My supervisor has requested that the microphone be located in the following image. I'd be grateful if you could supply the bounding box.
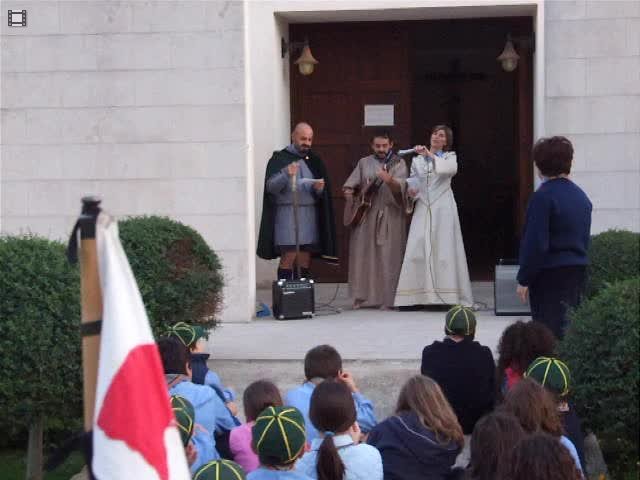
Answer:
[397,148,417,156]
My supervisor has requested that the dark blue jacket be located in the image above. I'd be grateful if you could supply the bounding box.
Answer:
[367,411,461,480]
[517,178,592,286]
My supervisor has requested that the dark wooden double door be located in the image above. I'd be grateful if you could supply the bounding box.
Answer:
[291,18,533,282]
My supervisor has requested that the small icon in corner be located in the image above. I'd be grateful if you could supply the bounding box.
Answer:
[8,10,27,27]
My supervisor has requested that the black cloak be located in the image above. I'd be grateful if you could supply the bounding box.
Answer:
[256,148,337,261]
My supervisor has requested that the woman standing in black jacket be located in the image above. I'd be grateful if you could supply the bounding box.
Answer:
[367,376,464,480]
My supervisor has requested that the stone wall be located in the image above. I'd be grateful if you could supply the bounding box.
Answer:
[0,1,254,322]
[545,0,640,233]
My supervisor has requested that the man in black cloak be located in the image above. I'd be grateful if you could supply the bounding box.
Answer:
[257,122,337,280]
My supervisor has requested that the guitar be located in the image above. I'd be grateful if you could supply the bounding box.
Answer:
[344,155,400,228]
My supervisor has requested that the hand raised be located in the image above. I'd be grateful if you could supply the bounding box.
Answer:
[287,162,299,176]
[408,188,418,198]
[414,145,427,155]
[313,178,325,191]
[338,370,358,393]
[376,169,392,183]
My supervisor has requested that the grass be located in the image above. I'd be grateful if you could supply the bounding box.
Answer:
[0,450,84,480]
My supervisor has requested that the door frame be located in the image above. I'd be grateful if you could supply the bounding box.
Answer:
[248,0,546,288]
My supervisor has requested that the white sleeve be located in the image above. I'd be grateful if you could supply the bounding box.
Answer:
[434,151,458,176]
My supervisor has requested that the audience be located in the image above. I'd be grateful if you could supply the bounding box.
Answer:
[503,433,582,480]
[248,406,311,480]
[495,320,556,398]
[285,345,377,441]
[367,375,464,480]
[465,411,526,480]
[296,380,383,480]
[158,337,237,473]
[502,378,583,475]
[193,459,247,480]
[167,322,239,415]
[230,380,284,473]
[525,356,586,472]
[421,305,495,439]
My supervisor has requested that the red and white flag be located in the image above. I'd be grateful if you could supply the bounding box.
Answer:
[92,214,190,480]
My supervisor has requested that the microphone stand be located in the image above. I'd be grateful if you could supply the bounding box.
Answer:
[291,167,301,280]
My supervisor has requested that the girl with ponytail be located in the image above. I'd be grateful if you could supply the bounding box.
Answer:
[295,380,382,480]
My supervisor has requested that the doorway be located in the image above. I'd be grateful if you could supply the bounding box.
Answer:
[290,17,533,282]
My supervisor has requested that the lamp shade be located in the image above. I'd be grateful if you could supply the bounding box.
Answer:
[294,44,319,76]
[497,38,520,72]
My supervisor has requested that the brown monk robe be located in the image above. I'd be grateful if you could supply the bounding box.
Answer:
[343,133,408,309]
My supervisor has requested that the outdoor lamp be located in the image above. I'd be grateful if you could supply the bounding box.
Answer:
[282,37,319,76]
[497,36,520,72]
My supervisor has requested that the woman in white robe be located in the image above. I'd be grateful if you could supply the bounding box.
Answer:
[394,125,473,307]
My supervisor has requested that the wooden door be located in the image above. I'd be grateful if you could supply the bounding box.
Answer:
[290,23,411,282]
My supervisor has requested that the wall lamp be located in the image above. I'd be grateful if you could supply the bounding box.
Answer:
[497,34,534,72]
[281,37,318,76]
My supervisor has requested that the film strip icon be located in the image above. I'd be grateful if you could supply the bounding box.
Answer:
[8,10,27,27]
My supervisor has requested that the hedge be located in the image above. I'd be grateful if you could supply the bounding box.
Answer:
[587,230,639,298]
[118,216,225,336]
[560,277,639,477]
[0,235,82,447]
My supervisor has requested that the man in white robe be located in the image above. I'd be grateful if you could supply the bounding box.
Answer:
[394,137,473,307]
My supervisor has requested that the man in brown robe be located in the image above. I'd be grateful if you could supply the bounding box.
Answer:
[343,131,408,309]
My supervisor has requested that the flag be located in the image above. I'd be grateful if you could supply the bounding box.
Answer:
[92,214,191,480]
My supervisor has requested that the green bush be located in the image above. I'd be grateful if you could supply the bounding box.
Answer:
[587,230,639,298]
[118,216,224,336]
[560,277,639,477]
[0,236,82,447]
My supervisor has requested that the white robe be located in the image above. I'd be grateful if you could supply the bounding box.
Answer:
[394,152,473,307]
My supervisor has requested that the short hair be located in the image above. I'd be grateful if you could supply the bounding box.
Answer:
[533,136,574,177]
[157,336,189,375]
[370,129,392,143]
[468,411,526,480]
[502,378,563,436]
[504,432,582,480]
[243,380,283,422]
[304,345,342,380]
[432,124,454,151]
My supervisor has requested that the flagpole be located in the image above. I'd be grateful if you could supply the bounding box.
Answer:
[77,196,103,431]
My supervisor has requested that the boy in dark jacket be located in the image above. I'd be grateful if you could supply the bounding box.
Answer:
[420,306,495,435]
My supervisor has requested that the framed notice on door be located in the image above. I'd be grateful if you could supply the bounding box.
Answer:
[364,104,394,126]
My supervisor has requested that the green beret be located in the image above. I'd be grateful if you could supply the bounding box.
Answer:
[167,322,205,348]
[444,305,476,337]
[170,395,194,446]
[525,356,571,397]
[193,460,246,480]
[252,406,306,466]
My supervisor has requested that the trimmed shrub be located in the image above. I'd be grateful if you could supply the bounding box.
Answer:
[0,235,82,447]
[587,230,639,298]
[118,216,224,336]
[560,277,639,477]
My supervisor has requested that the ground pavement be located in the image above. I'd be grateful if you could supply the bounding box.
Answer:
[208,282,524,420]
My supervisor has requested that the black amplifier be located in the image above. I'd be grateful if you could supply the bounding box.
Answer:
[272,278,315,320]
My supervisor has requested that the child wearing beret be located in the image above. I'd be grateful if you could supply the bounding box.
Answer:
[248,406,312,479]
[194,459,247,480]
[525,356,586,472]
[167,322,239,415]
[170,394,198,467]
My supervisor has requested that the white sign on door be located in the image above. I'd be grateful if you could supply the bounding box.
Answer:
[364,104,394,126]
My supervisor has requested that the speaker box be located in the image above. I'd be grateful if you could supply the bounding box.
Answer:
[494,259,531,316]
[272,278,315,320]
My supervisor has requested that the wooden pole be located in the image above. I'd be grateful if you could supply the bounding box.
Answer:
[77,197,102,431]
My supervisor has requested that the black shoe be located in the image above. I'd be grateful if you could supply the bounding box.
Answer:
[277,268,293,280]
